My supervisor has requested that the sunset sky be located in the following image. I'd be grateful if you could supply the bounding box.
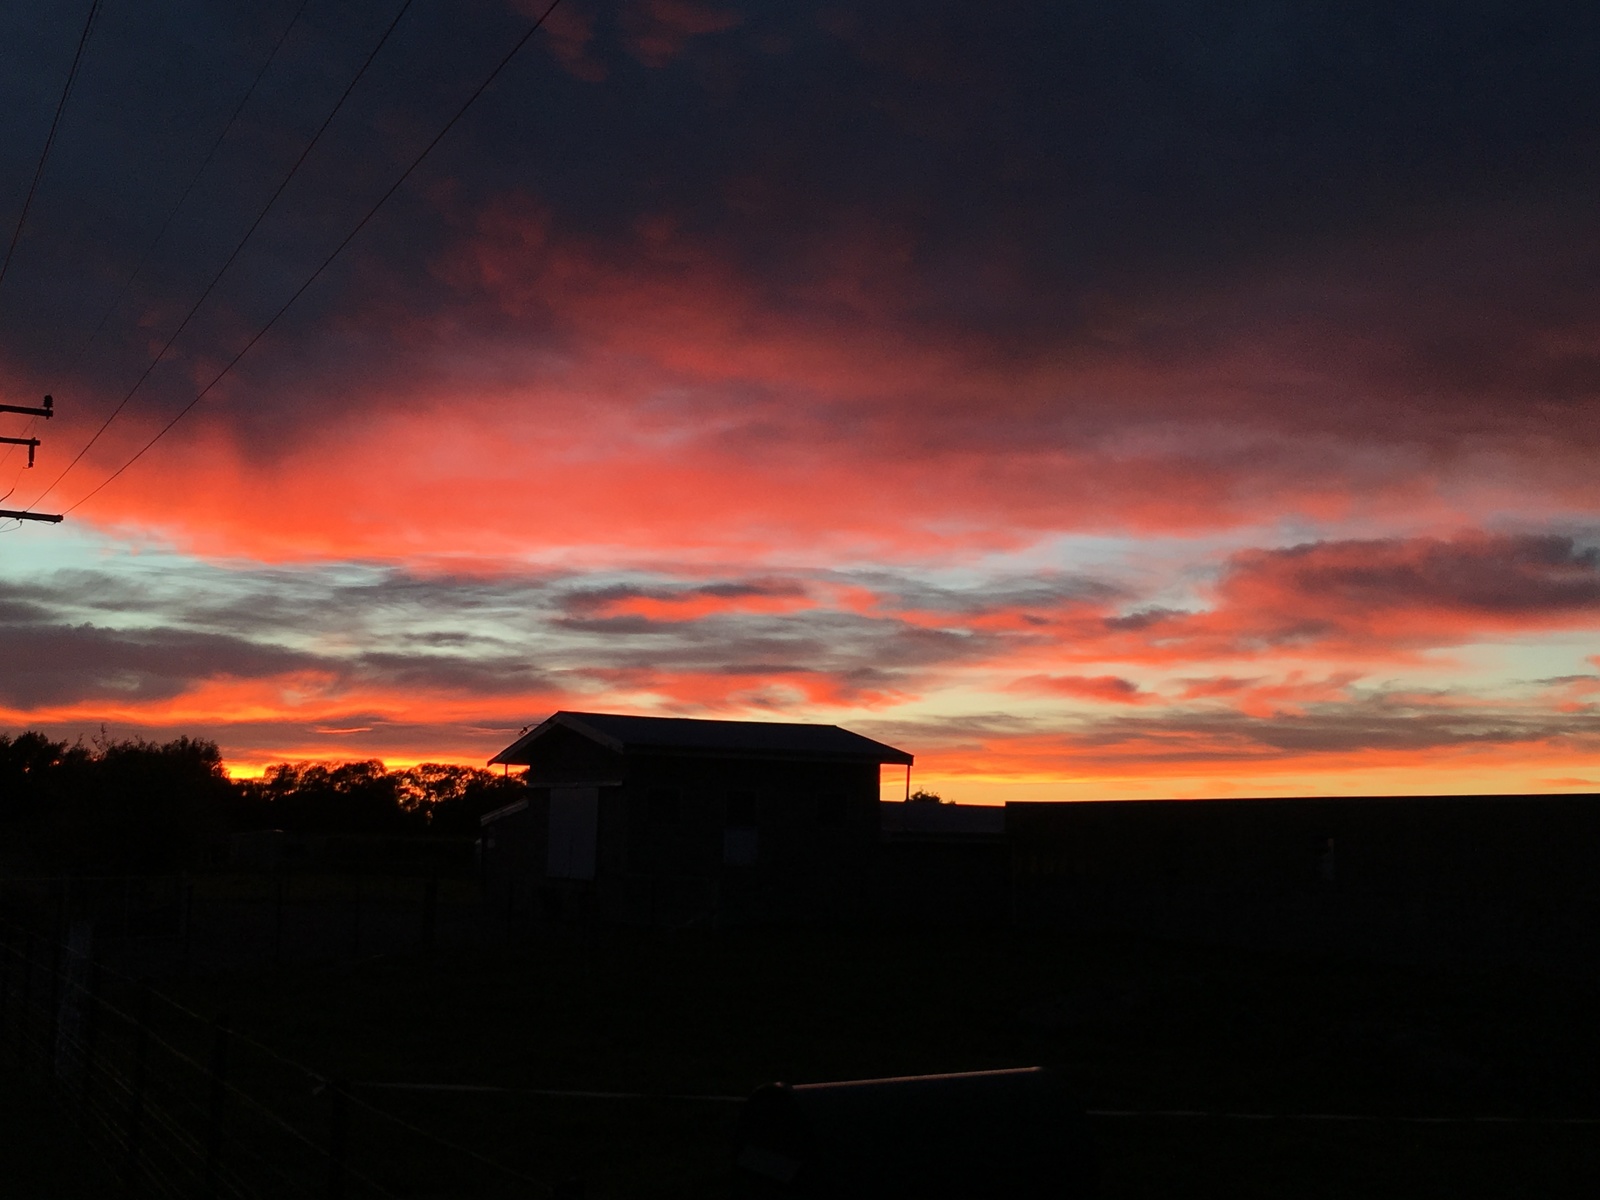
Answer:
[2,1,1598,801]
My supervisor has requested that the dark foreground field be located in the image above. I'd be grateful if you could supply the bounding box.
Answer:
[124,923,1600,1199]
[0,1068,120,1197]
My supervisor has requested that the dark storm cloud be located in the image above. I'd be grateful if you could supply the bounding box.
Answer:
[1034,534,1600,664]
[0,617,317,707]
[6,1,1599,430]
[0,567,557,707]
[1067,695,1600,761]
[1219,534,1600,620]
[352,650,552,695]
[557,576,808,616]
[0,561,1003,713]
[1,564,564,647]
[555,608,988,673]
[846,571,1126,617]
[487,1,1600,295]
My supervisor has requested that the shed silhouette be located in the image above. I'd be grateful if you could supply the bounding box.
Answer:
[482,712,913,925]
[1008,793,1600,976]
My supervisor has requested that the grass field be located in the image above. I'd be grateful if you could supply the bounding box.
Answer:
[148,924,1600,1198]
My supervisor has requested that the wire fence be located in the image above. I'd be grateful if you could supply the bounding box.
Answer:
[0,871,537,980]
[0,907,563,1199]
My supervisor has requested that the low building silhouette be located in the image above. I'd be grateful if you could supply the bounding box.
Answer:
[481,712,913,926]
[876,800,1008,925]
[1008,794,1600,977]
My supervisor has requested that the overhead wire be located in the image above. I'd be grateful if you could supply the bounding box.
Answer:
[25,0,421,513]
[0,0,103,516]
[0,0,104,302]
[10,0,307,525]
[62,0,313,380]
[44,0,567,518]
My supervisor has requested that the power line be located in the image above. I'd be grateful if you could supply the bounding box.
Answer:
[0,0,104,303]
[15,0,306,515]
[0,0,102,514]
[63,0,313,380]
[27,0,419,512]
[52,0,567,518]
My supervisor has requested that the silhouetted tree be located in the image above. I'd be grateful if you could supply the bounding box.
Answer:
[0,731,233,872]
[396,763,525,835]
[2,729,522,871]
[258,760,422,835]
[0,731,76,826]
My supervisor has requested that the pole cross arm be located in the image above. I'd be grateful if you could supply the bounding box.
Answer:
[0,394,52,418]
[0,436,40,466]
[0,509,63,524]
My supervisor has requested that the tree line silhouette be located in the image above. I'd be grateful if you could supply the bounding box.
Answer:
[0,730,522,873]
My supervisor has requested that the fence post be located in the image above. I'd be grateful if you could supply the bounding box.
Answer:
[57,875,71,942]
[0,926,11,1046]
[123,983,152,1197]
[203,1011,231,1199]
[17,931,33,1067]
[326,1079,350,1200]
[273,875,286,969]
[81,959,102,1123]
[349,877,363,961]
[422,876,439,951]
[45,927,61,1075]
[181,875,195,975]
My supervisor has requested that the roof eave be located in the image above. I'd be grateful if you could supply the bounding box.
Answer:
[489,711,913,767]
[621,744,913,766]
[488,711,629,766]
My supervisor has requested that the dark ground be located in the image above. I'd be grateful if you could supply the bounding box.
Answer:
[131,922,1600,1199]
[0,1065,121,1197]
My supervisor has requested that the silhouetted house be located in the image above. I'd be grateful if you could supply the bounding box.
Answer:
[481,712,913,926]
[876,802,1009,925]
[1008,794,1600,977]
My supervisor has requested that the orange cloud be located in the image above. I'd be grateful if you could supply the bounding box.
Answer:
[33,196,1600,567]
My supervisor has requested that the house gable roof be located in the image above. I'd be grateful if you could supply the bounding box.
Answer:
[489,711,914,767]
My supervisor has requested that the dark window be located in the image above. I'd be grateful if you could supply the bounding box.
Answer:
[815,794,845,827]
[726,791,758,825]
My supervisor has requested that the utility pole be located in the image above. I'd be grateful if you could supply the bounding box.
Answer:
[0,393,63,523]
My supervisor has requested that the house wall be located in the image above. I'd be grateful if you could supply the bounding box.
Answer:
[1008,795,1600,977]
[612,755,880,926]
[481,745,881,925]
[874,802,1010,926]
